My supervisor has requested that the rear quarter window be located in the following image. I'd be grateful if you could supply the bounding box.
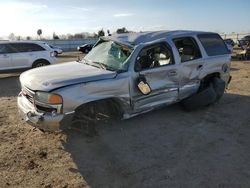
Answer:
[198,34,229,56]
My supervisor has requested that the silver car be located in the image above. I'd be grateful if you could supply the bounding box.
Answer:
[0,41,57,72]
[17,30,231,132]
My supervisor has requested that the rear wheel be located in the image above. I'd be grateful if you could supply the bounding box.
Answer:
[32,60,50,68]
[181,76,226,110]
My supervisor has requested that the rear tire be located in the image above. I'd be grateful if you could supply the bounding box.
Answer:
[181,85,217,111]
[32,60,50,68]
[181,77,225,111]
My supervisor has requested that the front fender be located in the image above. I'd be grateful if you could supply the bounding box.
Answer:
[54,74,131,114]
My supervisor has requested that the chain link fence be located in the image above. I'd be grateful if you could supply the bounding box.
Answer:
[220,33,250,42]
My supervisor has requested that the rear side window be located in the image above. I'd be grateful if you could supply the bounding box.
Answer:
[173,37,202,63]
[198,34,229,56]
[9,43,45,53]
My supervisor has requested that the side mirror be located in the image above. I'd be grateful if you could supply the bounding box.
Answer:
[137,75,151,95]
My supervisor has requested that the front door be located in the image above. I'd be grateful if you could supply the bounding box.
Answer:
[131,42,179,111]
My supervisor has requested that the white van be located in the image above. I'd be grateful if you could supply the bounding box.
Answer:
[0,41,57,72]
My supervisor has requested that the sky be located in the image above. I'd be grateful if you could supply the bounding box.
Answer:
[0,0,249,38]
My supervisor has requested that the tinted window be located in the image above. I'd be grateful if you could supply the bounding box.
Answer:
[173,37,202,63]
[9,43,45,53]
[0,44,13,54]
[198,34,229,56]
[135,43,174,71]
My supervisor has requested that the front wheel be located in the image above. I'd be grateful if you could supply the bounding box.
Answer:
[71,101,121,136]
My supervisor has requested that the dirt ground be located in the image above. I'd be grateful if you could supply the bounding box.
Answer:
[0,52,250,188]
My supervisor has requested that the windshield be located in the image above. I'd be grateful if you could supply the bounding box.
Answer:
[83,41,133,72]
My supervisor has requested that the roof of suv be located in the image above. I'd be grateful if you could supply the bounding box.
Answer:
[106,30,216,46]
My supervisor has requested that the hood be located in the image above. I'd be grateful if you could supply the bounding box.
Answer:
[20,62,117,91]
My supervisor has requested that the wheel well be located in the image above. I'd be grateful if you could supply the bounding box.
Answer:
[32,59,50,67]
[75,98,124,119]
[200,72,220,90]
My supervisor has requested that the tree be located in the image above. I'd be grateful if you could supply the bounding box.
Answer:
[37,29,42,39]
[53,32,60,40]
[26,36,31,40]
[98,29,105,37]
[116,27,129,34]
[8,33,15,40]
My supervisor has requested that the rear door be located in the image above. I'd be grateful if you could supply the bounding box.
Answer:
[172,37,204,99]
[131,42,179,111]
[10,43,46,69]
[0,44,12,71]
[9,43,31,69]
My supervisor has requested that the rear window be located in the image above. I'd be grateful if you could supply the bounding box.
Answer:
[198,34,229,56]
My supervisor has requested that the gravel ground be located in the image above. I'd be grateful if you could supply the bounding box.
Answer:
[0,53,250,188]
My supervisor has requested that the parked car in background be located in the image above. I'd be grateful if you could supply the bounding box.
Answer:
[18,30,231,134]
[49,45,63,56]
[77,43,94,53]
[238,35,250,49]
[0,41,57,72]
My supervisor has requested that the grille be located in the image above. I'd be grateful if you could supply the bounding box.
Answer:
[36,105,56,113]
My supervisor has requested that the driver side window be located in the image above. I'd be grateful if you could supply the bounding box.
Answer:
[135,43,174,72]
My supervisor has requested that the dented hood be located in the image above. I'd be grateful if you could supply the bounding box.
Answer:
[20,62,116,91]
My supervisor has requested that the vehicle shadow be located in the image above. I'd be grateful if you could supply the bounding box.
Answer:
[62,93,250,188]
[0,75,21,97]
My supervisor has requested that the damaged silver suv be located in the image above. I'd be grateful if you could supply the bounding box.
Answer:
[18,30,231,132]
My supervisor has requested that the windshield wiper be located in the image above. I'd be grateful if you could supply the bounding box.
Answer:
[92,62,118,72]
[93,62,106,70]
[81,60,116,72]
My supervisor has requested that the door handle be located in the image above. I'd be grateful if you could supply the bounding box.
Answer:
[168,70,177,77]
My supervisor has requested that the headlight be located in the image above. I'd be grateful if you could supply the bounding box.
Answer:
[35,92,63,104]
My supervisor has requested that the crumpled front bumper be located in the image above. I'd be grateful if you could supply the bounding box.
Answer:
[17,92,74,131]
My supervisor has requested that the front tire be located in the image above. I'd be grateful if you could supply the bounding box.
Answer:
[71,100,121,136]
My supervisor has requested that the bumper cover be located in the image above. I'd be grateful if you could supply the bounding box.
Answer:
[17,93,74,131]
